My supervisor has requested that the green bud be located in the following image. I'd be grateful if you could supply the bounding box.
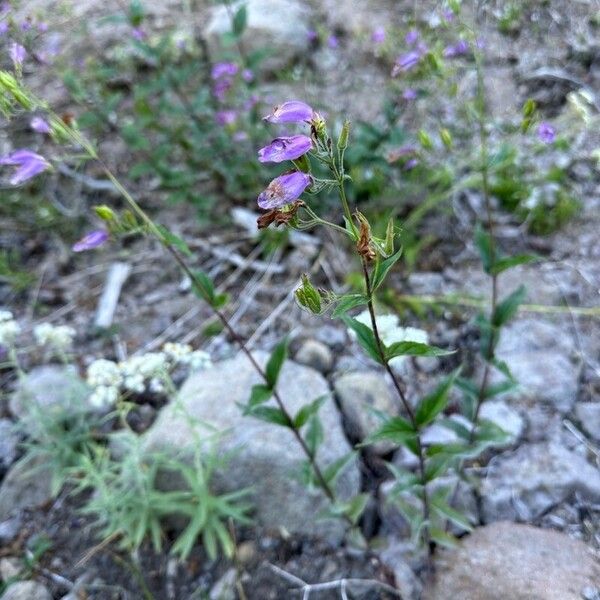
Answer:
[94,205,116,221]
[440,128,453,149]
[418,129,433,151]
[337,120,350,151]
[295,274,322,314]
[384,217,396,256]
[522,98,536,117]
[0,71,33,110]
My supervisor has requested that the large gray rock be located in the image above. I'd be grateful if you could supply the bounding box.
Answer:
[575,402,600,441]
[0,581,51,600]
[0,455,54,522]
[144,352,359,541]
[493,319,579,413]
[334,371,396,453]
[10,365,92,432]
[204,0,312,70]
[425,522,600,600]
[480,441,600,522]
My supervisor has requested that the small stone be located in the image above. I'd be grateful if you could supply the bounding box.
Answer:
[480,441,600,522]
[0,455,53,522]
[334,372,396,453]
[425,522,600,600]
[209,568,237,600]
[575,402,600,441]
[0,580,52,600]
[0,557,23,582]
[236,541,256,565]
[294,340,333,374]
[479,400,525,443]
[0,420,19,473]
[0,517,21,544]
[379,540,423,600]
[314,325,347,351]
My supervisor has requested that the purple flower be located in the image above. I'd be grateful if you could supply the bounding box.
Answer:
[131,27,146,41]
[371,26,385,44]
[72,230,109,252]
[258,135,312,163]
[30,117,51,134]
[404,158,419,170]
[20,20,32,31]
[242,68,254,82]
[402,88,417,101]
[0,149,50,185]
[405,29,419,45]
[38,22,48,32]
[211,62,238,80]
[443,39,469,58]
[306,29,318,42]
[9,42,26,67]
[443,8,456,22]
[233,131,249,142]
[263,100,314,124]
[392,51,421,76]
[0,21,8,35]
[538,122,556,144]
[215,110,237,126]
[257,171,311,209]
[213,78,232,102]
[327,34,338,49]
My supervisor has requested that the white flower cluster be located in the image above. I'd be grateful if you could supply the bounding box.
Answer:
[0,310,20,347]
[350,310,429,368]
[86,342,212,409]
[33,322,76,352]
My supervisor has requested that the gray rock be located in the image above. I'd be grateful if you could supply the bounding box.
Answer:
[314,325,347,351]
[493,319,579,413]
[0,420,18,472]
[144,352,359,542]
[0,580,52,600]
[294,340,333,374]
[575,402,600,441]
[379,541,422,600]
[479,400,525,444]
[333,372,396,453]
[9,366,92,433]
[0,455,53,522]
[480,441,600,522]
[424,522,600,600]
[205,0,312,70]
[0,517,21,544]
[209,567,237,600]
[0,557,22,582]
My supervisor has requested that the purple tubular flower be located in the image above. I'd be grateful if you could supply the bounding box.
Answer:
[263,100,314,124]
[402,88,417,101]
[30,116,51,134]
[258,135,312,163]
[242,68,254,82]
[0,149,50,185]
[392,50,421,76]
[327,34,338,49]
[372,26,385,44]
[72,230,109,253]
[538,122,556,144]
[9,42,26,67]
[405,29,419,45]
[306,29,318,42]
[0,21,8,35]
[257,171,311,209]
[443,8,456,22]
[131,27,146,41]
[211,62,238,80]
[443,39,469,58]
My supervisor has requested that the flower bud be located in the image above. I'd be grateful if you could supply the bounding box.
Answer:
[337,120,350,151]
[94,205,116,221]
[0,70,33,109]
[295,274,322,314]
[522,98,536,118]
[440,128,453,149]
[418,129,433,150]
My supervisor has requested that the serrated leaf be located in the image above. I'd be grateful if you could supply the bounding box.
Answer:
[386,341,454,361]
[265,338,288,388]
[342,316,383,363]
[414,368,461,427]
[490,253,538,275]
[371,246,403,291]
[294,395,327,429]
[492,285,526,327]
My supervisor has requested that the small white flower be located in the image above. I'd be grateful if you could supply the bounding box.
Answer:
[0,310,14,322]
[34,322,76,351]
[188,350,212,372]
[0,311,20,347]
[163,342,193,364]
[89,385,119,409]
[87,359,122,388]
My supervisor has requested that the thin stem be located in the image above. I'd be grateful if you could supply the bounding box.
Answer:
[361,259,434,563]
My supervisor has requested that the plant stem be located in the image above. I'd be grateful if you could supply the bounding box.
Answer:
[360,258,434,563]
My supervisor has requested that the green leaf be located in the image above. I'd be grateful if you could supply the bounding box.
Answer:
[247,406,291,427]
[323,452,356,485]
[430,527,458,549]
[265,338,288,388]
[331,294,367,318]
[305,414,323,457]
[492,285,526,327]
[341,316,382,363]
[371,246,403,291]
[247,384,272,409]
[293,396,327,429]
[367,416,417,452]
[424,453,453,481]
[191,270,215,304]
[232,4,247,36]
[490,254,538,275]
[345,493,370,525]
[157,225,192,257]
[431,497,473,532]
[385,341,454,361]
[414,368,461,427]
